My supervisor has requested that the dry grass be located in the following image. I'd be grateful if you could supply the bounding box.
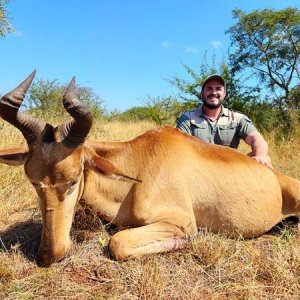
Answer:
[1,118,300,299]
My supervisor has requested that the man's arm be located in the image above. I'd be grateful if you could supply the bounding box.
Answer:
[244,131,272,168]
[176,113,192,135]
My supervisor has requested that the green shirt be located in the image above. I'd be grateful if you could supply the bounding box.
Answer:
[176,106,257,148]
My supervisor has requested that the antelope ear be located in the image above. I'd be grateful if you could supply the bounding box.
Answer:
[0,148,29,166]
[84,149,141,183]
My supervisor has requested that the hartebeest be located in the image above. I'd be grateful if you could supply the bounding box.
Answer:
[1,71,300,266]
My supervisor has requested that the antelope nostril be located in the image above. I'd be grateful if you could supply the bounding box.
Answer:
[37,241,73,267]
[37,253,53,268]
[37,259,51,268]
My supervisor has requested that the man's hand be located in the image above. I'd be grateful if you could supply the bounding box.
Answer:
[251,154,273,169]
[245,131,273,168]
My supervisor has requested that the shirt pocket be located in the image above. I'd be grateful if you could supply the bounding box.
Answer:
[218,123,238,146]
[190,122,210,142]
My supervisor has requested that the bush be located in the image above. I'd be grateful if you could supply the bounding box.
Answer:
[113,96,186,125]
[24,78,105,119]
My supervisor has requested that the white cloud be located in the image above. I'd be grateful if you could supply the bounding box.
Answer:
[13,30,23,37]
[161,40,173,48]
[185,46,198,53]
[160,41,173,48]
[210,40,222,49]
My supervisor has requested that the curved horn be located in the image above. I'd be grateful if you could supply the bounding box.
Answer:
[0,70,46,145]
[59,77,93,148]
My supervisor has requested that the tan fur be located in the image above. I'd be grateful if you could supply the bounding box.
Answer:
[1,126,300,266]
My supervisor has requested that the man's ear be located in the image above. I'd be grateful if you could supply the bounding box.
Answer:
[0,148,29,166]
[84,148,141,183]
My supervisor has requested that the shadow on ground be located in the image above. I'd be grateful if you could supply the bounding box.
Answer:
[267,215,299,235]
[0,220,41,262]
[0,204,117,263]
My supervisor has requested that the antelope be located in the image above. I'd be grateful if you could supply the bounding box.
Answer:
[1,71,300,266]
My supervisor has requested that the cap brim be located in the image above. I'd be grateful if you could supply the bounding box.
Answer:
[201,74,226,91]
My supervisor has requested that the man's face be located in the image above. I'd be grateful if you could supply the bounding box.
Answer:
[202,79,226,109]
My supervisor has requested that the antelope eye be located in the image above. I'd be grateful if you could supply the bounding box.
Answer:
[71,181,77,187]
[67,180,78,195]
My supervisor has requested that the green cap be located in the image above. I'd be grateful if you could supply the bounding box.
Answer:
[201,74,226,91]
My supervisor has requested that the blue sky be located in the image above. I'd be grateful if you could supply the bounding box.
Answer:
[1,0,299,111]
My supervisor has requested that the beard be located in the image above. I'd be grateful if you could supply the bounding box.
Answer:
[203,98,224,110]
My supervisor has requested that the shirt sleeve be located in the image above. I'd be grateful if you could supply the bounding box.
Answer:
[176,112,192,135]
[237,115,258,139]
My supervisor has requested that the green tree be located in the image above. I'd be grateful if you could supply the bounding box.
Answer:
[226,8,300,111]
[143,96,184,125]
[25,78,104,119]
[115,96,182,125]
[26,78,63,112]
[0,0,14,37]
[169,54,226,106]
[114,106,156,122]
[169,56,256,113]
[289,85,300,109]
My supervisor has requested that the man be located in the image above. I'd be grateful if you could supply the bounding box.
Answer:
[176,74,271,167]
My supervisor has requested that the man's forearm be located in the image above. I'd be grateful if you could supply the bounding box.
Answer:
[245,131,272,167]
